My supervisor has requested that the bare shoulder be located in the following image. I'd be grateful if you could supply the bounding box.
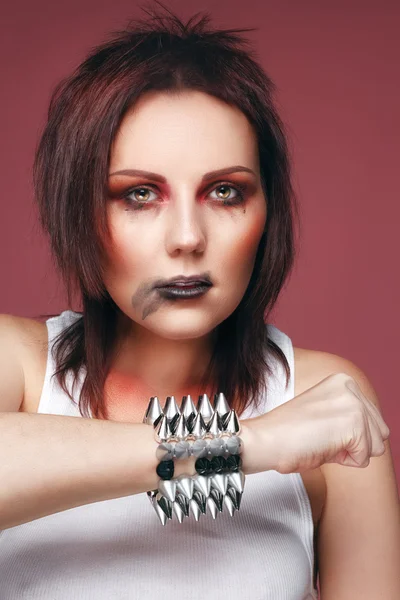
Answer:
[293,346,377,401]
[292,346,358,397]
[0,313,48,353]
[0,314,48,412]
[293,346,400,598]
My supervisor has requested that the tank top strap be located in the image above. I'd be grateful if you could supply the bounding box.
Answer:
[239,323,295,420]
[37,310,84,417]
[267,323,294,398]
[265,323,295,410]
[46,310,82,341]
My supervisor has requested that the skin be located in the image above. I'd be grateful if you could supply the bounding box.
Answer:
[100,90,267,417]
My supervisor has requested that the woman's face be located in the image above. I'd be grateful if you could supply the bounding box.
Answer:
[103,90,267,340]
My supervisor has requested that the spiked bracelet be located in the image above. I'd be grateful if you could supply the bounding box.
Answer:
[142,392,246,525]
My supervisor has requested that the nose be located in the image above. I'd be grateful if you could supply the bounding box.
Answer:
[164,194,207,256]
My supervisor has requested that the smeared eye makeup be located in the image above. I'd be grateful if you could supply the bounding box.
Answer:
[107,179,253,211]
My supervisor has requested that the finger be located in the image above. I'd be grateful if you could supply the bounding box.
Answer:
[345,377,390,439]
[362,398,390,440]
[342,411,372,468]
[366,412,387,457]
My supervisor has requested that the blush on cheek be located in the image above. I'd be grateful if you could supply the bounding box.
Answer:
[233,218,265,259]
[103,216,141,271]
[110,242,137,272]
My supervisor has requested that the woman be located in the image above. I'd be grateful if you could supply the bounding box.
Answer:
[0,5,398,600]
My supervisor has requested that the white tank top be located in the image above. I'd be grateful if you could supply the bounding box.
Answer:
[0,310,318,599]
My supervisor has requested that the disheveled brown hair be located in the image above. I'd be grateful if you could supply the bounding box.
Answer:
[33,2,300,420]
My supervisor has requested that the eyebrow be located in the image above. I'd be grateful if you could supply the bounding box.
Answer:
[108,165,257,183]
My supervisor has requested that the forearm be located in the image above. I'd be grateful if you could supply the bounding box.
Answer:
[0,412,182,530]
[0,411,277,531]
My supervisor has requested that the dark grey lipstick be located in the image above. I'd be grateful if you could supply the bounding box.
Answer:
[154,272,212,289]
[156,283,212,299]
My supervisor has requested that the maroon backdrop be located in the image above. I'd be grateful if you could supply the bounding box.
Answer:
[1,1,399,483]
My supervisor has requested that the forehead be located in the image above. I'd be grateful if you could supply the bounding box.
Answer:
[109,90,259,173]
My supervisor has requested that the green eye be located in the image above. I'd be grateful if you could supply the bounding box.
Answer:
[122,181,247,210]
[210,184,244,205]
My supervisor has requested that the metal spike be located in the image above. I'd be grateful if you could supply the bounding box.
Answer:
[191,412,207,438]
[175,492,190,517]
[193,474,212,497]
[213,392,231,422]
[153,502,169,525]
[227,470,246,494]
[221,409,232,431]
[191,437,209,458]
[154,414,178,443]
[210,488,224,512]
[173,413,190,440]
[180,395,198,419]
[225,435,242,455]
[224,409,241,435]
[172,499,185,523]
[197,393,214,424]
[209,436,226,457]
[165,420,179,443]
[192,490,207,514]
[152,492,172,523]
[227,487,243,510]
[147,490,158,504]
[169,416,180,436]
[155,441,175,461]
[174,439,191,459]
[223,492,236,517]
[189,497,202,521]
[143,396,163,425]
[210,472,228,495]
[154,414,168,443]
[176,475,194,500]
[206,410,225,436]
[164,395,181,424]
[158,478,177,503]
[206,495,219,519]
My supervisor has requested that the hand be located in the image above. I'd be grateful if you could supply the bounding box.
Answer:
[241,372,390,475]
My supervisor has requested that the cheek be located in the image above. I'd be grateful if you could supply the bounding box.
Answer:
[228,217,265,271]
[104,222,144,276]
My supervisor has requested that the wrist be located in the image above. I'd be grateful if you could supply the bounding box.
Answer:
[240,417,279,475]
[173,455,196,478]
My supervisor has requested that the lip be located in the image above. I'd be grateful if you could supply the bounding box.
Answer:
[155,273,213,288]
[156,284,211,300]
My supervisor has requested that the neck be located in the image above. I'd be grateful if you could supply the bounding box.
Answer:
[110,311,218,398]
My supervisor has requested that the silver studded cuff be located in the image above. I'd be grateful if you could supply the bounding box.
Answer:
[142,392,246,525]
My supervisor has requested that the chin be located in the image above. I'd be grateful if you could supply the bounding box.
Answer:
[150,312,221,340]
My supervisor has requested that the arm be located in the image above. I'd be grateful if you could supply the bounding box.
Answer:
[0,411,261,531]
[0,314,271,531]
[0,314,188,529]
[309,354,400,599]
[0,412,188,529]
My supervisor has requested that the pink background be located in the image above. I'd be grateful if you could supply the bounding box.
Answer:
[1,2,399,482]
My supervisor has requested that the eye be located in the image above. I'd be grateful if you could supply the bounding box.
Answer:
[120,181,247,210]
[126,187,158,204]
[209,183,245,205]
